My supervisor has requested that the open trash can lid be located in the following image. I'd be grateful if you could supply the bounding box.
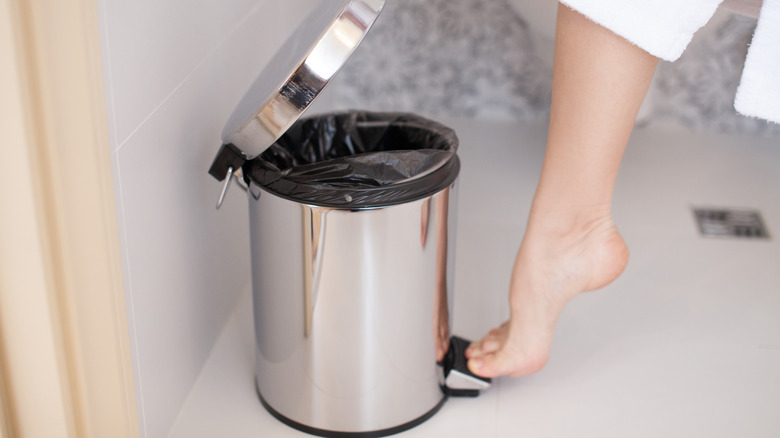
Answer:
[221,0,386,159]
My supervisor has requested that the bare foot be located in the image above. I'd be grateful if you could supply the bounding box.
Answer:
[463,0,659,380]
[466,214,629,377]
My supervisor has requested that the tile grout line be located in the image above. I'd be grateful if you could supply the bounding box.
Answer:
[114,0,269,153]
[105,3,272,434]
[113,153,147,438]
[97,1,148,436]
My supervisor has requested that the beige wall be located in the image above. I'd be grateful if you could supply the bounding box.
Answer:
[0,0,73,435]
[0,0,137,436]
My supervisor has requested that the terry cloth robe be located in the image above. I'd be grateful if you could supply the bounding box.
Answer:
[560,0,780,124]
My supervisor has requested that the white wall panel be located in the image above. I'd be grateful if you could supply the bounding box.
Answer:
[98,1,318,436]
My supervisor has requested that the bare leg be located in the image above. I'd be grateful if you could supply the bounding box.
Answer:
[466,4,658,377]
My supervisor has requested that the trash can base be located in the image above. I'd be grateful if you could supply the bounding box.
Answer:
[256,382,448,438]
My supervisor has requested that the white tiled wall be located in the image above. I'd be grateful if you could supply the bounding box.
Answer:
[97,1,318,436]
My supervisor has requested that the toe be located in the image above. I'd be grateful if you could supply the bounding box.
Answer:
[468,350,516,378]
[466,340,482,358]
[468,344,550,378]
[470,321,510,359]
[480,337,502,355]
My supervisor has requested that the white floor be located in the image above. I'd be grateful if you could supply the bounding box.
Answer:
[169,119,780,437]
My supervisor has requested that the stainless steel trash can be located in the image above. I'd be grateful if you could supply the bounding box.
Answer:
[209,1,489,436]
[247,112,462,436]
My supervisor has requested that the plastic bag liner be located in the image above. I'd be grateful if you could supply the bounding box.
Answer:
[243,111,460,208]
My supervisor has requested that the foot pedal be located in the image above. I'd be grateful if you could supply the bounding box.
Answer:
[442,336,491,397]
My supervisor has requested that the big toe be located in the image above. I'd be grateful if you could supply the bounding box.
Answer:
[467,334,502,359]
[467,350,516,378]
[479,334,503,356]
[468,346,549,378]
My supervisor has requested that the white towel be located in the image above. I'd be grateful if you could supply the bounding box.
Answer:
[559,0,722,61]
[561,0,780,124]
[734,0,780,123]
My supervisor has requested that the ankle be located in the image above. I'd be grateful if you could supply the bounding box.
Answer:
[525,206,613,247]
[514,209,628,299]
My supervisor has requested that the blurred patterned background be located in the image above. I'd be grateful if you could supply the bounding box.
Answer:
[330,0,780,136]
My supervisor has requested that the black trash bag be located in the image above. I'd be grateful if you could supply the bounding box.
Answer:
[243,111,460,207]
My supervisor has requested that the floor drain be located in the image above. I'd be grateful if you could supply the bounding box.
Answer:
[693,208,770,239]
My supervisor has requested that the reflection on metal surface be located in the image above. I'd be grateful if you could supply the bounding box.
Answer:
[216,166,234,210]
[249,182,457,433]
[233,167,249,193]
[222,0,386,158]
[302,206,327,336]
[433,189,450,363]
[420,198,431,248]
[247,180,261,201]
[215,167,251,209]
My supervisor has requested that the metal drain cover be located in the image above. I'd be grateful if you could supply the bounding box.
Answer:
[693,208,770,239]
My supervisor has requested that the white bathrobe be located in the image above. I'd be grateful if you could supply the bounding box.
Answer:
[560,0,779,124]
